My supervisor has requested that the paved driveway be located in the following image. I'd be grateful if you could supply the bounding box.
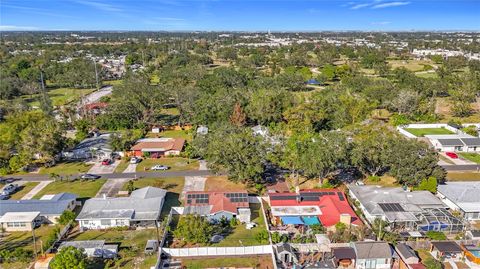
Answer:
[95,178,130,198]
[123,163,137,173]
[439,152,476,165]
[19,180,53,200]
[181,176,206,199]
[88,160,121,174]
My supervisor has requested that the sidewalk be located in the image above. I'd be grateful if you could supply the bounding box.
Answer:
[21,180,53,200]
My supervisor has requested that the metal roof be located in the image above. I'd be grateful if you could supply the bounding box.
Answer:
[353,241,392,259]
[0,193,77,216]
[438,182,480,213]
[436,139,464,146]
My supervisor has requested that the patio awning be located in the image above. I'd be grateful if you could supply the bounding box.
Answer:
[281,216,304,225]
[302,216,320,226]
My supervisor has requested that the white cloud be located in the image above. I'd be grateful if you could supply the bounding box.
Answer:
[372,1,410,9]
[0,25,39,31]
[350,3,371,9]
[75,0,123,12]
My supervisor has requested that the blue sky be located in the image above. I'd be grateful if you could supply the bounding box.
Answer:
[1,0,479,31]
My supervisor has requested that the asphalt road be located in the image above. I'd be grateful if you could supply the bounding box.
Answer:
[4,170,214,182]
[441,164,480,171]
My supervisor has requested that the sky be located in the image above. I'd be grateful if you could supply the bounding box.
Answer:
[1,0,479,31]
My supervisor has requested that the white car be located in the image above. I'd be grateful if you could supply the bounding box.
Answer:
[130,157,141,164]
[151,165,169,171]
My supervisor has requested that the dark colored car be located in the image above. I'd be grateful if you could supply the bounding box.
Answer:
[80,174,101,180]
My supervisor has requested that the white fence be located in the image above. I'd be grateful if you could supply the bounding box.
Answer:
[162,245,273,257]
[397,123,462,138]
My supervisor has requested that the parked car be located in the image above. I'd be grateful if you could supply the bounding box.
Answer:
[101,159,112,165]
[144,240,159,254]
[446,152,458,159]
[80,174,101,180]
[151,165,169,171]
[1,184,18,195]
[130,157,141,164]
[0,194,10,200]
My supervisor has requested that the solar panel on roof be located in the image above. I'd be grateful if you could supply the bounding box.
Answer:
[328,192,335,195]
[379,203,404,212]
[270,195,297,200]
[303,196,319,201]
[337,193,345,201]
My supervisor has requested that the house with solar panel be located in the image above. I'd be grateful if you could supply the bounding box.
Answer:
[183,191,251,223]
[267,189,361,229]
[348,185,465,233]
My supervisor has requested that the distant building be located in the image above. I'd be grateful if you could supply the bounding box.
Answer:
[437,182,480,221]
[77,187,166,230]
[130,137,185,158]
[62,133,113,160]
[183,191,251,223]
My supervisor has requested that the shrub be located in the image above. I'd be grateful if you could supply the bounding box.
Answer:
[254,230,269,244]
[415,176,437,193]
[58,210,76,225]
[426,231,447,240]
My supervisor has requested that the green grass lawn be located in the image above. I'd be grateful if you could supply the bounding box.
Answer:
[9,182,39,200]
[38,161,93,175]
[459,153,480,164]
[212,203,266,247]
[146,129,192,141]
[404,127,454,137]
[33,179,106,199]
[20,87,96,107]
[114,159,130,173]
[182,255,273,268]
[136,157,198,172]
[72,228,160,269]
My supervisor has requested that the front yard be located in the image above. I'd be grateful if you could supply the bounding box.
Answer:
[404,127,454,137]
[38,161,93,175]
[9,182,39,200]
[458,152,480,164]
[136,157,198,172]
[446,172,480,181]
[70,228,160,269]
[33,179,106,199]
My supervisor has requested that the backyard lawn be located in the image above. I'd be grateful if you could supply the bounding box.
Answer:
[146,129,192,141]
[459,153,480,164]
[137,157,198,172]
[20,87,96,107]
[32,179,106,199]
[182,255,273,268]
[71,228,160,269]
[9,182,39,200]
[38,161,93,175]
[404,127,454,137]
[205,176,246,192]
[212,203,267,247]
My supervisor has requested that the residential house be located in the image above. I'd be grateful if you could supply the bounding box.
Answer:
[395,243,426,269]
[183,191,251,223]
[274,243,298,265]
[268,189,361,229]
[0,211,40,231]
[353,241,393,269]
[348,185,464,232]
[427,135,480,153]
[466,230,480,240]
[0,193,78,224]
[430,241,464,261]
[130,138,185,158]
[62,133,113,160]
[332,247,356,268]
[437,182,480,221]
[76,187,166,230]
[59,240,118,258]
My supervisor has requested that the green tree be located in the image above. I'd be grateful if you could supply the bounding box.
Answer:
[173,215,214,245]
[58,210,76,225]
[50,246,87,269]
[415,177,438,193]
[246,89,292,124]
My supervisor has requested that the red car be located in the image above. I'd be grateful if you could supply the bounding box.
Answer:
[445,152,458,159]
[101,159,112,165]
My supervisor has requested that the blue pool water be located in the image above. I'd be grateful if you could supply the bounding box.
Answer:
[471,250,480,258]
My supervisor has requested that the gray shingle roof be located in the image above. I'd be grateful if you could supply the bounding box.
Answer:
[0,193,77,216]
[354,242,392,259]
[395,243,417,260]
[60,240,105,249]
[460,138,480,146]
[437,182,480,213]
[437,139,464,146]
[76,187,166,221]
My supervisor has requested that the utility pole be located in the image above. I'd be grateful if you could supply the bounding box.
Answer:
[32,228,38,259]
[93,59,99,89]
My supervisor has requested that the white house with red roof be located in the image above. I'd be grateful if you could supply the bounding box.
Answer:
[268,189,361,229]
[183,191,251,223]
